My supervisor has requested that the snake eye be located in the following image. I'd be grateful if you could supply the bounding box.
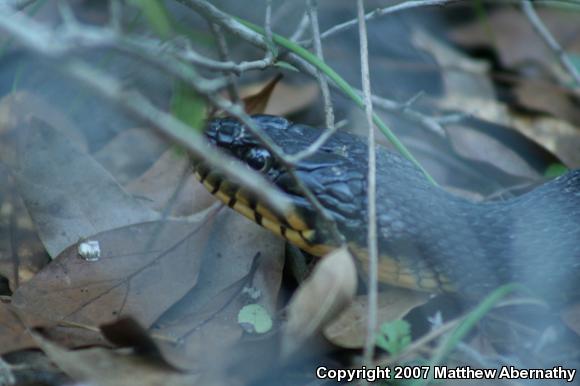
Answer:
[244,148,272,173]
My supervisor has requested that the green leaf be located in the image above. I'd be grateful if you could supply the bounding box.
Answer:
[128,0,173,38]
[237,304,273,334]
[544,163,568,178]
[376,319,412,355]
[170,81,206,132]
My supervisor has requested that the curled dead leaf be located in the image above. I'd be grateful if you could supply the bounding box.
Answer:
[242,74,283,115]
[238,79,319,117]
[281,246,357,358]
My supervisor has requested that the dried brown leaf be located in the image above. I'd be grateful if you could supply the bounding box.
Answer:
[0,167,49,290]
[240,79,319,116]
[512,81,580,127]
[0,91,86,149]
[0,303,35,355]
[446,125,541,180]
[11,216,215,329]
[241,74,283,115]
[126,148,215,217]
[450,8,580,73]
[152,211,284,370]
[0,111,158,258]
[94,127,168,185]
[410,30,550,178]
[510,113,580,168]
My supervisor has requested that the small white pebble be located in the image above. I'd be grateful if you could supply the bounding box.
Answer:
[78,240,101,262]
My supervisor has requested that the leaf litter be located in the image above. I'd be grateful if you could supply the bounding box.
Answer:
[0,93,159,258]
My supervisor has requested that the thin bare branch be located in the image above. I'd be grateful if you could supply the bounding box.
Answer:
[285,127,336,164]
[108,0,122,32]
[521,0,580,88]
[369,93,447,137]
[174,0,267,49]
[303,0,458,47]
[264,0,274,47]
[307,0,335,130]
[208,21,241,103]
[177,42,275,74]
[357,0,379,370]
[290,10,310,42]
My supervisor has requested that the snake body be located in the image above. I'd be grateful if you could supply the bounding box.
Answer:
[193,115,580,304]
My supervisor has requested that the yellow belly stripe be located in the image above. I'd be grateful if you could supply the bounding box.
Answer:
[235,189,252,207]
[349,244,449,292]
[286,211,309,231]
[194,171,450,292]
[256,202,281,224]
[197,175,332,255]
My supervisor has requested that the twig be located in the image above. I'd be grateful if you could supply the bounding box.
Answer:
[357,0,379,372]
[264,0,274,49]
[369,93,447,137]
[0,2,230,100]
[307,0,335,130]
[0,357,15,386]
[302,0,459,47]
[174,0,268,50]
[290,10,310,42]
[521,0,580,89]
[285,126,337,164]
[260,0,277,66]
[177,42,276,75]
[108,0,122,32]
[208,21,241,103]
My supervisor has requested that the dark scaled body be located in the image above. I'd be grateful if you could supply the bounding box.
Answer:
[199,115,580,304]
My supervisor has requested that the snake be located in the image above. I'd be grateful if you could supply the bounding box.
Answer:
[192,114,580,304]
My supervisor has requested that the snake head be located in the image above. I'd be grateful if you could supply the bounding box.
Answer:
[201,115,368,251]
